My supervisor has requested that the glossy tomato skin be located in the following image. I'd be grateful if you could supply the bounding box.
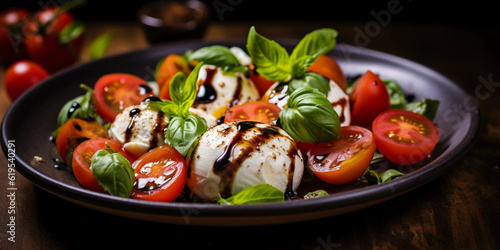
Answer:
[156,53,191,91]
[307,55,347,91]
[72,138,136,193]
[4,60,49,101]
[93,73,154,123]
[249,64,277,98]
[0,7,30,64]
[24,7,82,72]
[307,126,375,185]
[349,70,390,128]
[56,118,109,163]
[224,101,281,124]
[131,145,187,202]
[372,109,440,165]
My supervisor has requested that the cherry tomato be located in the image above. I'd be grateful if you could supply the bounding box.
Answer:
[307,126,375,185]
[72,138,136,193]
[307,55,348,90]
[349,70,390,127]
[224,101,281,124]
[131,145,187,202]
[93,73,154,123]
[249,64,277,97]
[24,7,82,72]
[0,7,30,64]
[372,109,440,165]
[4,60,49,101]
[56,118,109,163]
[156,54,191,97]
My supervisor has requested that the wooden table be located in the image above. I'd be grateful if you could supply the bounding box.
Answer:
[1,21,499,249]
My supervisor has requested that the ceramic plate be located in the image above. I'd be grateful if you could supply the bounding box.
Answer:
[1,40,479,226]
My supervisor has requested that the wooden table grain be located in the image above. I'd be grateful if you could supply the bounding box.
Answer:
[1,21,499,249]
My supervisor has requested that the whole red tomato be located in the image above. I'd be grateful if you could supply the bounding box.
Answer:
[4,59,49,101]
[0,7,30,65]
[24,7,83,72]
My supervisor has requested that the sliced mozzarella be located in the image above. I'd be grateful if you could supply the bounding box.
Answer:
[109,102,169,157]
[187,122,304,201]
[230,46,251,66]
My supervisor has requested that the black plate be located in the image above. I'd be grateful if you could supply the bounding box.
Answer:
[1,40,479,226]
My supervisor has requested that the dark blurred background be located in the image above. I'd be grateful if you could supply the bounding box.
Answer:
[1,0,498,25]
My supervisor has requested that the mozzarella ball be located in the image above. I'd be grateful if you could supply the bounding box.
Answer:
[187,121,304,201]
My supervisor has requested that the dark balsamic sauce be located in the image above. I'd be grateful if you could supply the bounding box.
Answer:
[139,84,153,95]
[67,102,80,119]
[195,67,217,104]
[125,108,141,142]
[142,96,162,102]
[331,98,348,124]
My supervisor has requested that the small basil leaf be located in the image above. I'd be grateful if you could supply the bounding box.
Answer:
[289,28,338,77]
[405,98,440,121]
[216,184,284,205]
[165,114,208,157]
[187,45,240,68]
[89,32,113,59]
[246,26,292,82]
[148,100,178,118]
[169,72,189,106]
[90,149,135,198]
[380,169,404,183]
[304,190,329,199]
[59,20,85,45]
[383,80,406,109]
[279,87,340,143]
[364,169,381,184]
[287,72,330,95]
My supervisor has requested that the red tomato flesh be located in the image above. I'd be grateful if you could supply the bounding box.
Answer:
[224,101,281,124]
[131,145,187,202]
[372,109,440,165]
[307,126,375,185]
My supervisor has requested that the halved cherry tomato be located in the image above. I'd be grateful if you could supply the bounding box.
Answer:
[56,118,109,162]
[372,109,440,165]
[156,54,191,94]
[307,55,348,91]
[224,101,281,124]
[24,6,83,72]
[93,73,154,123]
[0,7,30,64]
[4,60,49,101]
[72,138,136,193]
[249,63,277,97]
[349,70,390,127]
[307,126,375,185]
[130,145,187,202]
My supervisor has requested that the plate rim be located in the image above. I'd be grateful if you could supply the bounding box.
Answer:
[1,40,480,225]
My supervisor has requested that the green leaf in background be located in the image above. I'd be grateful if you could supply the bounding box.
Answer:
[89,32,113,59]
[383,80,406,109]
[59,20,85,45]
[187,45,241,71]
[216,184,284,205]
[405,98,440,121]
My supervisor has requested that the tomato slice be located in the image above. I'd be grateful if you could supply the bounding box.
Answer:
[372,109,440,165]
[224,101,281,124]
[72,138,137,193]
[307,126,375,185]
[93,73,154,123]
[349,70,390,127]
[56,118,109,163]
[130,145,187,202]
[156,54,191,98]
[307,55,348,91]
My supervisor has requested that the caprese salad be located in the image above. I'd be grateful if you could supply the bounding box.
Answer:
[51,26,441,205]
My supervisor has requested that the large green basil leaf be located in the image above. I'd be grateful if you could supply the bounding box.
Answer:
[246,26,292,82]
[187,45,240,68]
[279,87,340,143]
[287,72,330,95]
[289,28,337,77]
[90,147,135,198]
[216,184,284,205]
[165,114,208,157]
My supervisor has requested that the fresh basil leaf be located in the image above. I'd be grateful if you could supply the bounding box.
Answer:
[89,32,113,59]
[187,45,240,69]
[287,72,330,95]
[246,26,292,82]
[59,20,85,45]
[165,114,208,157]
[405,98,440,121]
[90,148,135,198]
[304,190,329,199]
[380,169,404,183]
[216,184,284,205]
[279,87,340,143]
[148,100,178,118]
[383,80,406,109]
[364,169,381,184]
[289,28,338,77]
